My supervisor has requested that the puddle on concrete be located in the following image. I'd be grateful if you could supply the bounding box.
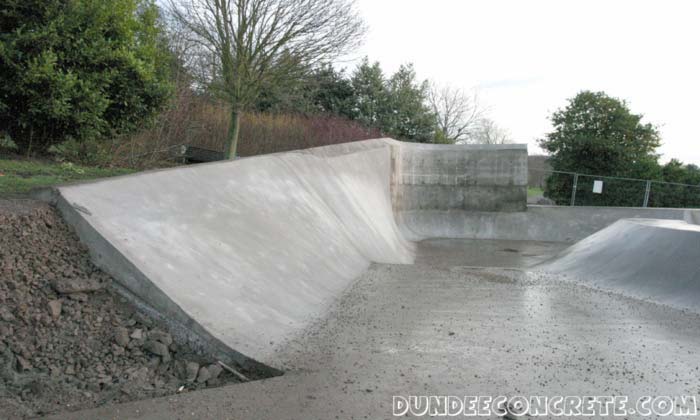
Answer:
[417,239,569,268]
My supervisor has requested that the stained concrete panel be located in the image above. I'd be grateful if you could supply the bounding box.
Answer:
[393,143,527,212]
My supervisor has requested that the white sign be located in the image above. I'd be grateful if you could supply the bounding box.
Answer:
[592,180,604,194]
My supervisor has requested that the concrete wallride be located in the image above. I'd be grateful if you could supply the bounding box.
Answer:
[540,218,700,312]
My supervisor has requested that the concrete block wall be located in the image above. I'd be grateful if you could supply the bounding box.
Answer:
[391,143,528,212]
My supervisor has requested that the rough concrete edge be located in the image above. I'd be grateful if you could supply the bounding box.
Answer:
[528,204,700,212]
[24,138,394,194]
[45,189,282,378]
[23,139,526,194]
[394,142,528,151]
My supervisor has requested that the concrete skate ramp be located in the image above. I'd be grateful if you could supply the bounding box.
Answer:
[540,218,700,312]
[53,138,528,370]
[56,139,416,369]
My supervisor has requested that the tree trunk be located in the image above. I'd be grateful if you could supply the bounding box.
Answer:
[224,109,240,159]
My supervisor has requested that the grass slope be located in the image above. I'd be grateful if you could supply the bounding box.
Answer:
[0,158,134,195]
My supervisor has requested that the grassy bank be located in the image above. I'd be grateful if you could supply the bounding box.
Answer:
[528,187,544,197]
[0,158,134,195]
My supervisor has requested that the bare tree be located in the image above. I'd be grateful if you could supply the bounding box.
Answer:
[168,0,366,158]
[427,83,485,143]
[470,118,512,144]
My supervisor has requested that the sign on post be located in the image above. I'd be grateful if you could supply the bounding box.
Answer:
[592,180,604,194]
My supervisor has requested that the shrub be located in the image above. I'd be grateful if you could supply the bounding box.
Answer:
[0,0,172,155]
[113,91,381,167]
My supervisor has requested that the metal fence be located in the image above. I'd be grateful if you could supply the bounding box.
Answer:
[530,169,700,208]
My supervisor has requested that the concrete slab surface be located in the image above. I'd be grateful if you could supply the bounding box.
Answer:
[45,138,700,419]
[52,139,530,370]
[540,218,700,312]
[47,239,700,420]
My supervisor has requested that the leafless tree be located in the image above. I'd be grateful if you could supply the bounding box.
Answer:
[427,83,485,143]
[168,0,366,158]
[470,118,512,144]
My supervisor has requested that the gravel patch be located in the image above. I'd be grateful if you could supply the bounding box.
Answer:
[0,199,253,418]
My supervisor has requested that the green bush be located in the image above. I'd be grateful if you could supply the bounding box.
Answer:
[0,0,172,155]
[49,137,113,167]
[539,91,661,206]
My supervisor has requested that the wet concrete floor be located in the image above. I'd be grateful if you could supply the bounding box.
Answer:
[49,240,700,419]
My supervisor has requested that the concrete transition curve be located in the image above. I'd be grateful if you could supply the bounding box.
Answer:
[539,218,700,312]
[52,138,526,371]
[47,137,699,372]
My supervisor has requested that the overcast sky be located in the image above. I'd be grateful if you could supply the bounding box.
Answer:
[341,0,700,164]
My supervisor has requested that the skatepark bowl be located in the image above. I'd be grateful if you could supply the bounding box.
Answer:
[44,138,700,419]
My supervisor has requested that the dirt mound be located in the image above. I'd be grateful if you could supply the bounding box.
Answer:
[0,200,248,418]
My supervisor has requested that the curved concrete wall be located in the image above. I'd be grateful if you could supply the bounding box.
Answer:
[540,219,700,312]
[57,139,415,369]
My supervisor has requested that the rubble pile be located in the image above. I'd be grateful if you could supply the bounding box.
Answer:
[0,200,243,418]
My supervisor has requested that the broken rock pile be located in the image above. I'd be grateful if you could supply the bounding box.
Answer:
[0,200,245,418]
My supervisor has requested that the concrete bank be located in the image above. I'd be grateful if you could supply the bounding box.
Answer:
[54,140,417,370]
[539,218,700,312]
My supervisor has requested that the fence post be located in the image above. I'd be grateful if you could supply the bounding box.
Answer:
[570,173,579,206]
[643,180,651,207]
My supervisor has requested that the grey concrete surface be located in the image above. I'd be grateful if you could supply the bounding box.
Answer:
[46,138,700,419]
[539,218,700,312]
[393,143,527,212]
[56,140,414,369]
[47,240,700,420]
[52,139,528,371]
[400,205,700,242]
[415,238,568,267]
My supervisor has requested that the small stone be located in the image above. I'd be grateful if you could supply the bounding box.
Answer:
[146,356,161,369]
[16,355,32,371]
[0,307,15,322]
[68,293,88,302]
[47,299,62,320]
[114,327,130,347]
[65,365,75,375]
[0,324,12,337]
[130,329,144,340]
[207,363,223,380]
[196,366,211,383]
[143,340,170,362]
[185,362,199,382]
[51,277,104,294]
[111,344,125,357]
[148,330,173,346]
